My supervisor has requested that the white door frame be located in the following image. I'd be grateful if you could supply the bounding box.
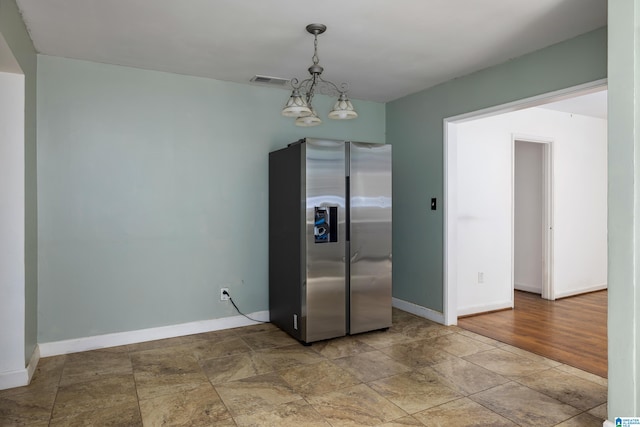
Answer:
[443,79,607,326]
[512,135,554,301]
[0,35,29,389]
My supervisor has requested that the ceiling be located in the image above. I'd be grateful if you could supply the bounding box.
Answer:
[539,90,607,119]
[14,0,606,103]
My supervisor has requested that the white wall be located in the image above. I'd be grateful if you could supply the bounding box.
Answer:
[0,70,26,383]
[455,120,513,315]
[607,0,640,415]
[456,106,607,315]
[514,141,544,294]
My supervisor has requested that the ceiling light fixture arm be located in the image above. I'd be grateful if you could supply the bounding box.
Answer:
[290,76,349,106]
[281,23,358,126]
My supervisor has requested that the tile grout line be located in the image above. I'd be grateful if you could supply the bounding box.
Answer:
[47,353,67,424]
[11,310,607,426]
[127,347,145,426]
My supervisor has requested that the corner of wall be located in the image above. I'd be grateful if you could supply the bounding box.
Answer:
[0,0,39,368]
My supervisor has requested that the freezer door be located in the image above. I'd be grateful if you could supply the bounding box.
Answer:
[304,139,347,342]
[348,142,392,334]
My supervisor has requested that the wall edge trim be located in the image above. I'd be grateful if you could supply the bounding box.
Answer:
[0,343,38,391]
[514,283,543,294]
[38,311,270,357]
[457,301,513,317]
[392,297,445,325]
[26,345,40,383]
[555,284,607,300]
[0,368,28,390]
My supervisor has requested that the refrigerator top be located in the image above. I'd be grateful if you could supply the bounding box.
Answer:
[282,138,388,149]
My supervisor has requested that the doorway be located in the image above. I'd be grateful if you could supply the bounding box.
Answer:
[443,80,608,325]
[457,289,608,377]
[513,138,553,300]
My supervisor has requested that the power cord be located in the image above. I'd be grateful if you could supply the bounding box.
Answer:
[223,290,269,324]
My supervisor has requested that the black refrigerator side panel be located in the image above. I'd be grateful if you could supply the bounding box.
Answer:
[269,144,304,341]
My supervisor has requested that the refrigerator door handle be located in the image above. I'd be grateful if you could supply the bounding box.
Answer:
[345,176,350,242]
[329,206,338,242]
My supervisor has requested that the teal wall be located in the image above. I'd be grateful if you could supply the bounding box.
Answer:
[37,55,385,342]
[387,27,607,311]
[0,0,38,364]
[608,0,639,416]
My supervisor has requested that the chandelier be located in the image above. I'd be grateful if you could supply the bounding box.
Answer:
[281,24,358,127]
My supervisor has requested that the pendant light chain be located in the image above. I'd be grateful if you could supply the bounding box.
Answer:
[306,33,320,105]
[312,34,319,66]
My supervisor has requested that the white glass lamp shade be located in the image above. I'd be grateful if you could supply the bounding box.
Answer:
[328,93,358,120]
[295,109,322,127]
[282,90,312,117]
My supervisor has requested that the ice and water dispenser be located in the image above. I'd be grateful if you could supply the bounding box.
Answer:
[314,207,338,243]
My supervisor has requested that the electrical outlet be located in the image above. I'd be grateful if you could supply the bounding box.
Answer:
[478,272,484,284]
[220,288,230,301]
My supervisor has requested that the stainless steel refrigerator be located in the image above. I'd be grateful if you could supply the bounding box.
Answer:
[269,138,392,344]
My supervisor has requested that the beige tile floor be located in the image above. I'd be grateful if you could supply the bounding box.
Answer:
[0,308,608,426]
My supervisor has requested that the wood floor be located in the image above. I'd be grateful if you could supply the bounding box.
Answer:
[458,290,607,378]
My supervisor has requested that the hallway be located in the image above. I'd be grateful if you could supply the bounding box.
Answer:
[458,290,607,378]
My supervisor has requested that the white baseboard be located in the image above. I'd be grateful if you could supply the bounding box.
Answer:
[392,297,445,324]
[555,284,607,299]
[26,345,40,383]
[39,311,270,357]
[457,300,513,317]
[0,345,40,390]
[514,283,542,294]
[0,368,28,390]
[602,421,614,427]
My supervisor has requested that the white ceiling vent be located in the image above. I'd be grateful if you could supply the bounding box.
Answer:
[250,75,290,87]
